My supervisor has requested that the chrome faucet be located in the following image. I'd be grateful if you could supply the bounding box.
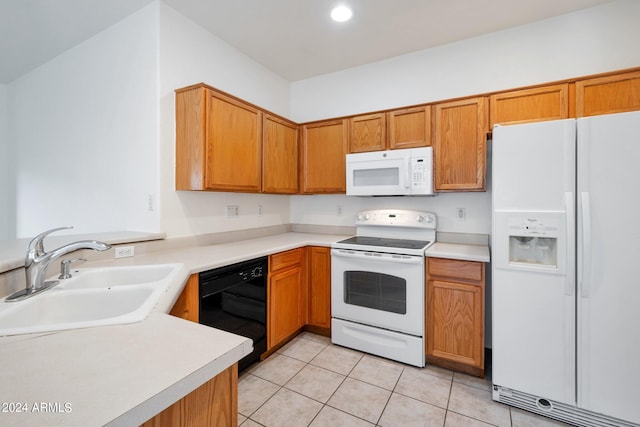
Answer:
[5,227,111,302]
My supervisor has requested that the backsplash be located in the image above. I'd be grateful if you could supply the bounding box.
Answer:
[0,224,294,299]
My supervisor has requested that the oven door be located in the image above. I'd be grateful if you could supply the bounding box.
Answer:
[331,248,424,336]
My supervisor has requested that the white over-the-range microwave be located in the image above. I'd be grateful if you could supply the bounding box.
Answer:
[346,147,434,196]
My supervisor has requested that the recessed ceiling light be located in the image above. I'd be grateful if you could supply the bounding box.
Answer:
[331,5,353,22]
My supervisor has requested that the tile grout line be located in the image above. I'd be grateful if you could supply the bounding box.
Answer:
[273,340,376,426]
[242,334,504,427]
[373,364,407,426]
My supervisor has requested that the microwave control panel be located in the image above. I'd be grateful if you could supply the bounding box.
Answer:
[412,158,427,187]
[410,150,433,194]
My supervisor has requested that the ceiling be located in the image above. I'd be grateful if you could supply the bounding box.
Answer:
[0,0,614,84]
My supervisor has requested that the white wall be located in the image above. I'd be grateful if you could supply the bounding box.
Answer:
[0,84,13,239]
[8,3,160,238]
[290,0,640,235]
[291,0,640,122]
[291,192,491,234]
[4,0,640,240]
[158,3,293,238]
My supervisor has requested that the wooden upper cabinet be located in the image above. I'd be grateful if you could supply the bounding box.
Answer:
[489,84,570,128]
[348,106,431,153]
[299,119,348,194]
[433,97,488,192]
[263,114,298,194]
[388,105,431,149]
[206,92,262,192]
[576,70,640,117]
[175,85,262,192]
[349,113,385,153]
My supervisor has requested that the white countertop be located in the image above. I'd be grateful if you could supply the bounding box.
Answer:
[0,231,489,426]
[89,232,348,274]
[0,314,252,427]
[426,241,491,263]
[0,232,345,427]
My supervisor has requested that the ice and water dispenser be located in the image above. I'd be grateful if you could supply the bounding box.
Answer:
[507,217,559,268]
[494,211,566,274]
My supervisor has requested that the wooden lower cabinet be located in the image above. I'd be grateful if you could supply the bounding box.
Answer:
[268,248,307,349]
[307,246,331,333]
[140,364,238,427]
[169,274,199,323]
[162,277,238,427]
[426,257,485,377]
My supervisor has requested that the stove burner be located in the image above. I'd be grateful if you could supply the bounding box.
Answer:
[337,236,431,250]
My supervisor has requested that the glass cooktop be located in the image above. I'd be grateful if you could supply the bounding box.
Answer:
[336,236,431,250]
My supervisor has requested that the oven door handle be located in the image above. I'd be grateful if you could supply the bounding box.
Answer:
[331,248,424,264]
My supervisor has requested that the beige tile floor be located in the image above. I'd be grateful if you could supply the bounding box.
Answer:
[238,332,571,427]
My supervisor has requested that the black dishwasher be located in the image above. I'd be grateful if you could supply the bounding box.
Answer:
[199,257,267,371]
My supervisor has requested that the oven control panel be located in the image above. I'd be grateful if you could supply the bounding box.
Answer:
[355,209,436,229]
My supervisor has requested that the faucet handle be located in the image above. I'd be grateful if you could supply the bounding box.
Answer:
[58,257,86,280]
[27,226,74,255]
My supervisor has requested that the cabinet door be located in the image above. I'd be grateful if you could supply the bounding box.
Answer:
[433,97,488,191]
[388,105,431,149]
[427,279,484,369]
[263,114,298,194]
[268,265,306,349]
[426,257,485,377]
[299,119,348,194]
[576,70,640,117]
[307,246,331,329]
[206,91,262,192]
[349,113,386,153]
[176,86,207,190]
[489,84,569,128]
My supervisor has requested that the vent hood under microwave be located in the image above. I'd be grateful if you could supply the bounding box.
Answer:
[346,147,434,196]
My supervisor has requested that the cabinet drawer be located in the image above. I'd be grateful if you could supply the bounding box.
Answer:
[270,248,305,272]
[428,258,483,282]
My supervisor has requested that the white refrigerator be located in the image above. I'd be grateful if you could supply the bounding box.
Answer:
[491,111,640,427]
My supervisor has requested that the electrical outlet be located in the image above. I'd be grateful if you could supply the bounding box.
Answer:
[225,205,239,217]
[337,205,343,215]
[115,246,135,258]
[258,205,263,216]
[456,208,466,221]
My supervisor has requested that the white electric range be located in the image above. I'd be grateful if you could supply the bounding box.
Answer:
[331,209,436,367]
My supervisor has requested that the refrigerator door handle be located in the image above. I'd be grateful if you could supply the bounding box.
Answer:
[565,192,575,296]
[580,191,592,298]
